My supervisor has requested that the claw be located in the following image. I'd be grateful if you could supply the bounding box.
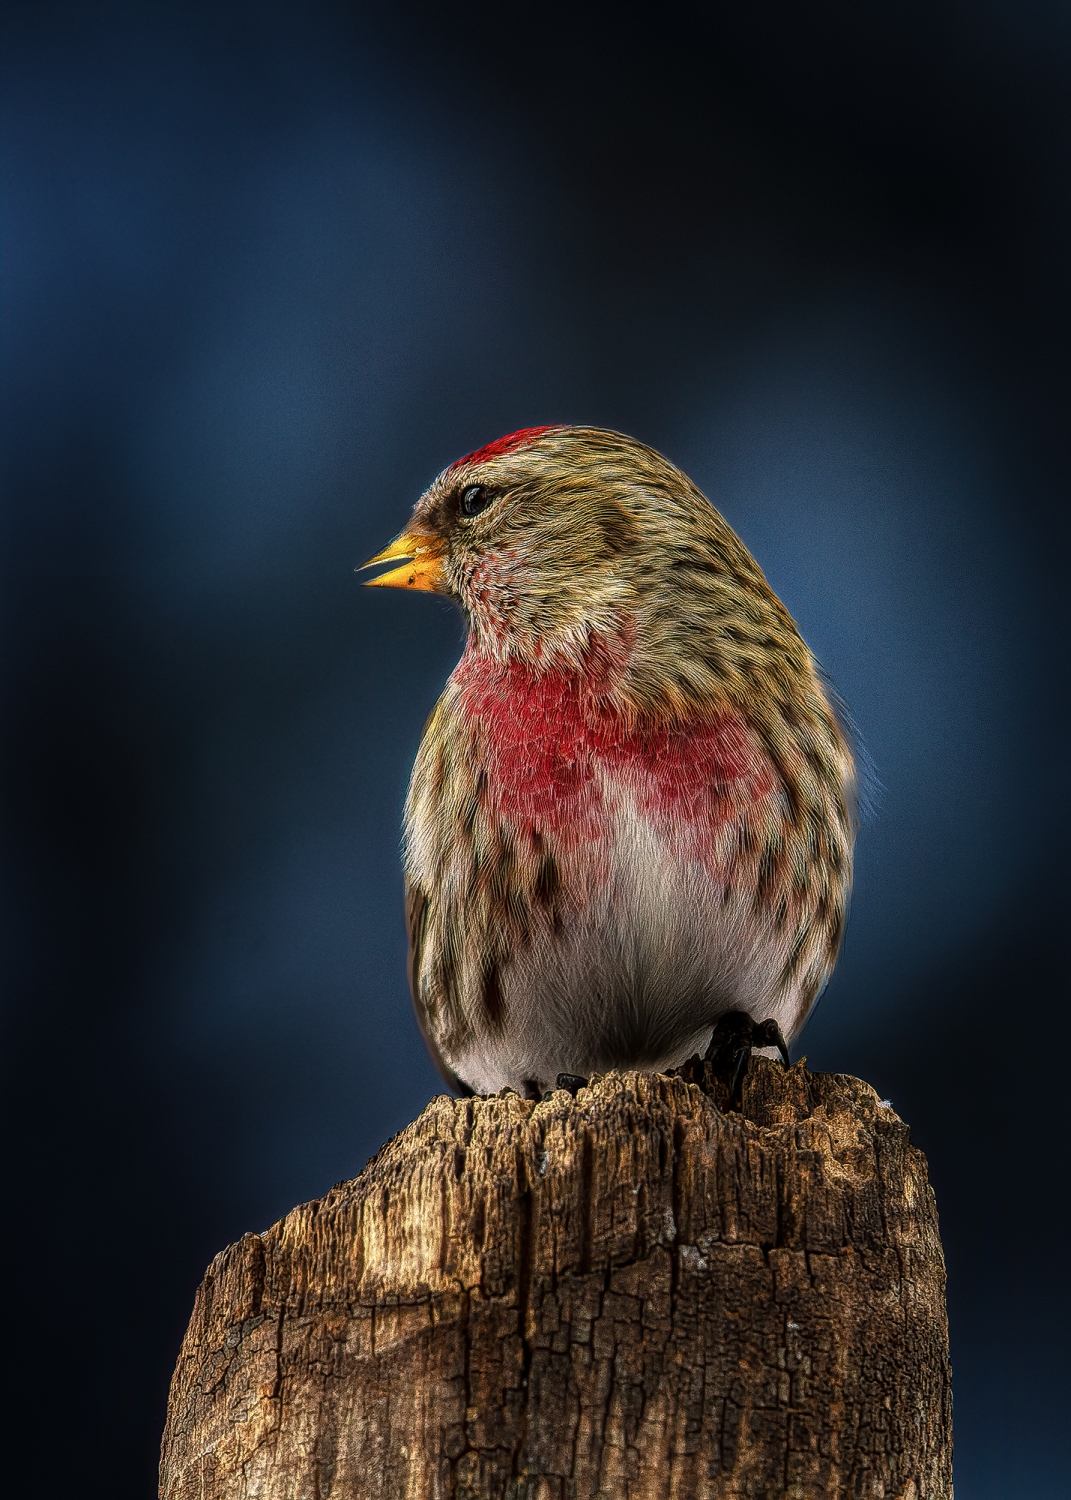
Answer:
[754,1018,791,1068]
[556,1073,588,1097]
[703,1011,790,1109]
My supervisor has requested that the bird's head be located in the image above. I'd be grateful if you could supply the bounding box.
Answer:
[361,425,800,717]
[363,427,645,666]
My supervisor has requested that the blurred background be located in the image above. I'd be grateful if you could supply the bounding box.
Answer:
[2,2,1067,1494]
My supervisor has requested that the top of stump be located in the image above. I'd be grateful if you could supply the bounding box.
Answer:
[188,1061,933,1325]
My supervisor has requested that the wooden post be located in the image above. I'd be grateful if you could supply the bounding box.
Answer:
[160,1062,952,1499]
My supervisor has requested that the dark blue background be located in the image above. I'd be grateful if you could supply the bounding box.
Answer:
[2,3,1068,1493]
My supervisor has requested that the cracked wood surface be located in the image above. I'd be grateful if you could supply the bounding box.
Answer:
[159,1062,952,1499]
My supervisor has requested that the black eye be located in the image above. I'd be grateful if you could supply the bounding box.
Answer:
[459,484,494,517]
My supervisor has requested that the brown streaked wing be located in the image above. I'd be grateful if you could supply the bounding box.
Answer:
[404,879,428,1009]
[404,878,473,1096]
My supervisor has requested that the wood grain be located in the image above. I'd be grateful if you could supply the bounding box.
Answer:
[160,1061,952,1499]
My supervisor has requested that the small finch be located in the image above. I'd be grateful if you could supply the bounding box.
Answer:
[363,427,855,1099]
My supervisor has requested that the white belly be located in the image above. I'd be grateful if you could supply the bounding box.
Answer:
[450,792,798,1097]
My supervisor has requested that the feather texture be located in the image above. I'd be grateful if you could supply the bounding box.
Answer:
[380,427,854,1096]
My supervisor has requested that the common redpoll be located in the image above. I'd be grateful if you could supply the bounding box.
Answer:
[363,427,855,1099]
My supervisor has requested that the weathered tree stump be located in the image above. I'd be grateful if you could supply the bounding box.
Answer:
[160,1062,952,1499]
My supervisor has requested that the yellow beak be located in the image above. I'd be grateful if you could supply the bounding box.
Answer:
[358,529,447,592]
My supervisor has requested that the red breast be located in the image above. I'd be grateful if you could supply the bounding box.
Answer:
[454,643,778,873]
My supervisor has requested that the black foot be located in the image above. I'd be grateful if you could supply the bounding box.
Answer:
[704,1011,790,1108]
[543,1073,589,1099]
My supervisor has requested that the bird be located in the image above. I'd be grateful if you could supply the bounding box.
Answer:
[362,425,856,1101]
